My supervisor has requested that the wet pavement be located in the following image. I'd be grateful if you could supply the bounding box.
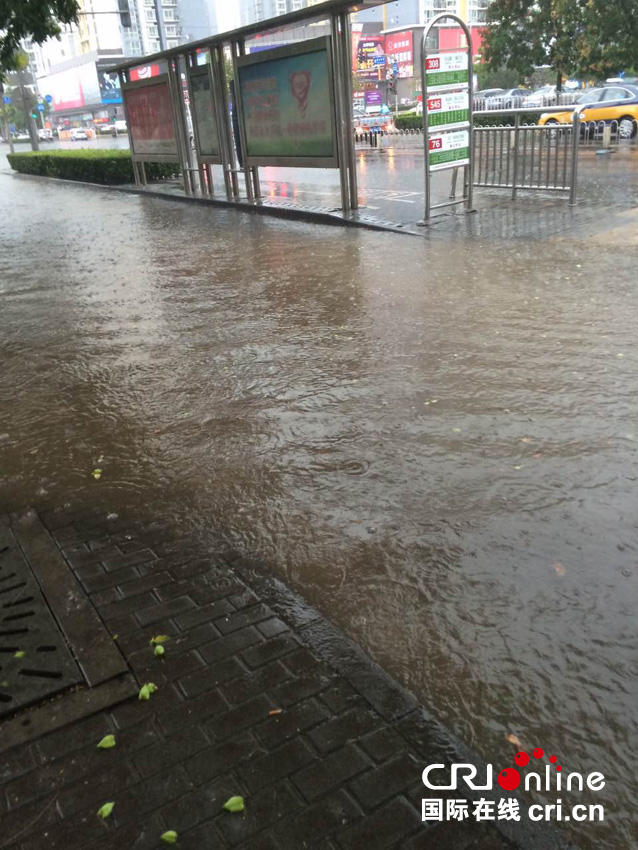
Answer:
[1,156,638,849]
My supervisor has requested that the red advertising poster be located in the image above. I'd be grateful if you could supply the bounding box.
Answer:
[130,64,161,82]
[125,81,177,157]
[384,30,413,79]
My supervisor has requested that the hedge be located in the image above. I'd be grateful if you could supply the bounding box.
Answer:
[394,111,541,130]
[7,150,180,185]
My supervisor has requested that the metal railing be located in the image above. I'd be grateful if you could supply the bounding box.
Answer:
[474,121,574,196]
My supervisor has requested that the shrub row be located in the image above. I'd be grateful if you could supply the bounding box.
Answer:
[7,150,180,185]
[394,111,542,131]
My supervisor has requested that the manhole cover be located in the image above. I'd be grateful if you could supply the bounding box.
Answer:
[0,527,83,717]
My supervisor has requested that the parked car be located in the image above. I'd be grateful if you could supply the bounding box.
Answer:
[70,128,89,141]
[523,85,558,107]
[484,88,532,109]
[538,84,638,138]
[38,128,53,141]
[475,88,505,100]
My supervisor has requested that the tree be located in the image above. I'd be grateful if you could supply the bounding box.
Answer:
[0,0,79,80]
[481,0,638,87]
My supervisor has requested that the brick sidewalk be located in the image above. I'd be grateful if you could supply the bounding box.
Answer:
[0,508,568,850]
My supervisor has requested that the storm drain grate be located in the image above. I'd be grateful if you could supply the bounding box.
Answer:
[0,527,83,718]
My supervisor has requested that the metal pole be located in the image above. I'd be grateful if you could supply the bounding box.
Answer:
[214,44,238,199]
[340,12,358,210]
[419,26,430,224]
[331,13,350,214]
[234,40,254,202]
[511,113,520,200]
[569,106,581,206]
[168,56,193,195]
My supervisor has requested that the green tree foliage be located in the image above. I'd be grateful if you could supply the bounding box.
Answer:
[481,0,638,85]
[0,0,79,79]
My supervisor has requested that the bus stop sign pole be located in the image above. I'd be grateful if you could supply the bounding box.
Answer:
[417,13,474,226]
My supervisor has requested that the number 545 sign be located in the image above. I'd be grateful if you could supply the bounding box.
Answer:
[428,130,470,171]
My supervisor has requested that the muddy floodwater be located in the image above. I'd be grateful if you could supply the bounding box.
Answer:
[1,172,637,849]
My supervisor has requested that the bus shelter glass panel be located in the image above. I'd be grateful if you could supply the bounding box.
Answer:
[236,37,338,168]
[124,77,178,157]
[190,70,220,159]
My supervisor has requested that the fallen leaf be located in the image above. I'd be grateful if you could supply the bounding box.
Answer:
[268,709,283,717]
[452,427,461,434]
[97,802,115,819]
[14,651,25,659]
[161,831,178,844]
[223,796,245,813]
[520,437,532,444]
[513,465,523,470]
[138,684,150,701]
[154,645,165,657]
[506,733,522,747]
[147,682,158,693]
[92,469,102,480]
[150,635,170,645]
[97,734,116,750]
[553,563,566,577]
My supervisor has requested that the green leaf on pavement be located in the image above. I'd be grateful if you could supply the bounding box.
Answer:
[14,651,25,658]
[223,796,245,813]
[147,682,158,693]
[97,734,116,749]
[154,645,165,657]
[138,682,158,700]
[97,802,115,819]
[150,635,170,645]
[161,831,178,844]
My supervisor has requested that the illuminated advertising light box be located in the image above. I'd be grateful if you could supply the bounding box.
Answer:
[123,76,178,159]
[236,37,338,168]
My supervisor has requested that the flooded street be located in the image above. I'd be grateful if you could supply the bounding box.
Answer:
[1,172,637,848]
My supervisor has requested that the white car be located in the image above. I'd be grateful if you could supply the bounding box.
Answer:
[70,128,89,141]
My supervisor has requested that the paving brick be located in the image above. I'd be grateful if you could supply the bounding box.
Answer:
[228,587,259,609]
[257,617,291,638]
[98,591,157,621]
[239,736,316,793]
[178,655,245,699]
[178,821,231,850]
[174,598,235,630]
[337,796,422,850]
[241,633,300,669]
[90,586,121,606]
[273,789,361,848]
[215,603,273,634]
[184,731,263,785]
[111,765,193,827]
[349,752,420,810]
[199,625,263,665]
[83,813,166,850]
[1,792,60,848]
[270,670,330,709]
[110,684,183,730]
[134,725,209,779]
[73,561,106,582]
[36,712,115,763]
[317,680,362,715]
[113,619,178,657]
[0,744,36,783]
[83,565,140,594]
[128,646,204,683]
[205,693,274,742]
[135,595,197,626]
[158,686,227,736]
[169,558,219,581]
[116,570,173,599]
[293,743,370,803]
[402,821,493,850]
[217,781,303,846]
[157,773,235,833]
[254,698,329,750]
[66,545,121,568]
[220,660,292,706]
[308,707,383,754]
[358,727,406,764]
[102,548,158,572]
[56,759,140,818]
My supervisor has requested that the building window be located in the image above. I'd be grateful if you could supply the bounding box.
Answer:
[149,39,161,51]
[291,0,303,9]
[145,9,155,21]
[164,24,177,35]
[163,8,176,21]
[166,38,179,47]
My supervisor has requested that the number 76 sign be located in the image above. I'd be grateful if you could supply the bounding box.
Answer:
[428,130,470,172]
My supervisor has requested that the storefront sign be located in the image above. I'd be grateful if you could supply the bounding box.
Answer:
[384,31,413,79]
[426,91,469,130]
[428,130,470,171]
[356,36,385,80]
[236,37,337,167]
[425,52,468,91]
[124,78,177,157]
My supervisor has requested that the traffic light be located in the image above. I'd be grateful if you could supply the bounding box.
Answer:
[388,73,396,94]
[31,111,38,119]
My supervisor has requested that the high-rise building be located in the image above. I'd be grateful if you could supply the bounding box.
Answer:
[421,0,492,24]
[239,0,327,27]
